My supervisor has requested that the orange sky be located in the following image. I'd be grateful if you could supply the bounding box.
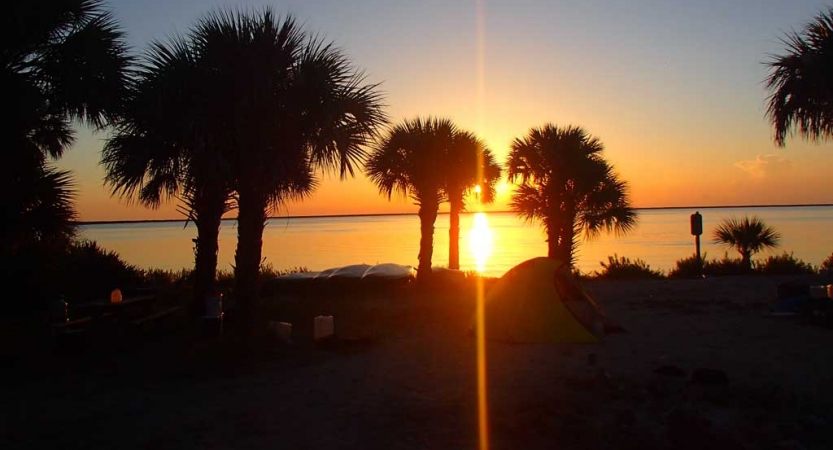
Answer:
[56,0,833,222]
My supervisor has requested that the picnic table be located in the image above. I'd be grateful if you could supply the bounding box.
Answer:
[52,292,182,337]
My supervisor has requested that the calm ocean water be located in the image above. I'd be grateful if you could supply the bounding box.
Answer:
[79,206,833,278]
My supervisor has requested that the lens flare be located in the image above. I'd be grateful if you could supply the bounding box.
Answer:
[468,212,493,273]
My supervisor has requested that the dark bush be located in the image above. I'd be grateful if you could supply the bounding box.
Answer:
[58,240,144,303]
[702,253,748,276]
[755,252,816,275]
[821,253,833,272]
[668,253,707,278]
[593,254,664,280]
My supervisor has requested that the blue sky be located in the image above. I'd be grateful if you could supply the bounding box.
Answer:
[59,0,833,220]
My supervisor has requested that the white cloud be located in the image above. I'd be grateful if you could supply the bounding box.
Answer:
[734,154,792,179]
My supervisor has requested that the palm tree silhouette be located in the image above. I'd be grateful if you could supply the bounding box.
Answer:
[190,10,385,323]
[102,36,235,313]
[366,118,456,280]
[443,130,501,270]
[2,0,129,253]
[713,216,781,271]
[766,8,833,146]
[507,124,636,264]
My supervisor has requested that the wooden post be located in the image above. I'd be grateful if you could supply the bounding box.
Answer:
[690,211,703,276]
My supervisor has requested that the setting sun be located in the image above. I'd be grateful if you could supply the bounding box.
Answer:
[468,212,493,273]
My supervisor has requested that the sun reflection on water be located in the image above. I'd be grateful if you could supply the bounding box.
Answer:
[469,212,493,273]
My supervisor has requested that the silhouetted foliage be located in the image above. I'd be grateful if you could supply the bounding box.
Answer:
[821,253,833,272]
[59,240,144,303]
[756,252,816,275]
[103,30,235,314]
[712,216,780,271]
[766,8,833,146]
[592,254,664,280]
[2,0,129,254]
[443,131,502,270]
[668,253,708,278]
[177,10,385,328]
[507,124,637,265]
[367,117,455,280]
[702,253,748,277]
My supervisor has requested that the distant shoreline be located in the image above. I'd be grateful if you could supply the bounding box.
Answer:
[75,203,833,225]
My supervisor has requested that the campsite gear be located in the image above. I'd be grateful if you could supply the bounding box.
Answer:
[110,288,123,304]
[482,257,613,343]
[314,315,334,341]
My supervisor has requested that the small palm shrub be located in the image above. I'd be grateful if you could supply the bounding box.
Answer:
[668,253,707,278]
[756,252,816,275]
[592,254,664,280]
[712,216,780,271]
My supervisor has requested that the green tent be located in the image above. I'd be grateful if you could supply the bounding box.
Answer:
[484,257,608,343]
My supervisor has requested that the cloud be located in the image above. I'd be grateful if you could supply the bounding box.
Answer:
[734,154,792,179]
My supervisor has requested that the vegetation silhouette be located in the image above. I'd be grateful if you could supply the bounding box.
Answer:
[102,34,235,315]
[366,117,455,281]
[766,8,833,146]
[507,124,636,265]
[712,216,781,271]
[443,130,501,270]
[186,10,385,329]
[2,0,129,255]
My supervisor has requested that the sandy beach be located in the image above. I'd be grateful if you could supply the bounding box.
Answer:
[3,274,832,450]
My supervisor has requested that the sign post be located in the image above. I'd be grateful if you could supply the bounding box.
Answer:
[690,211,703,275]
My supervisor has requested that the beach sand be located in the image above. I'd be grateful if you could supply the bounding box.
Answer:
[3,275,832,449]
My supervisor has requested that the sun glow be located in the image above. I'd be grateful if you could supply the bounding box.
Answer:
[468,212,493,275]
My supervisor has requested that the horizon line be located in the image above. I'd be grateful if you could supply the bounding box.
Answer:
[75,202,833,225]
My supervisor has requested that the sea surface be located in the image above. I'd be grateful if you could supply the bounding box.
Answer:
[79,206,833,278]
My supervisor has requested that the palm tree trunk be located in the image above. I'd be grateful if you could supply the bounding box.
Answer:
[545,217,558,259]
[448,193,463,270]
[741,251,753,272]
[558,202,577,265]
[418,202,438,282]
[192,212,221,317]
[234,188,266,332]
[191,189,225,318]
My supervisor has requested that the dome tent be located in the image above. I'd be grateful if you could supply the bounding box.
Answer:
[483,257,610,343]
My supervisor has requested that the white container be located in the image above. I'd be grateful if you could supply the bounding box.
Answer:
[314,315,334,341]
[810,285,828,299]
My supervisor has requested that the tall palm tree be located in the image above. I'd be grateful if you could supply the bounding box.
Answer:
[190,10,385,323]
[102,36,235,313]
[766,8,833,146]
[443,130,502,270]
[713,216,781,271]
[507,124,637,264]
[367,118,456,280]
[2,0,129,252]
